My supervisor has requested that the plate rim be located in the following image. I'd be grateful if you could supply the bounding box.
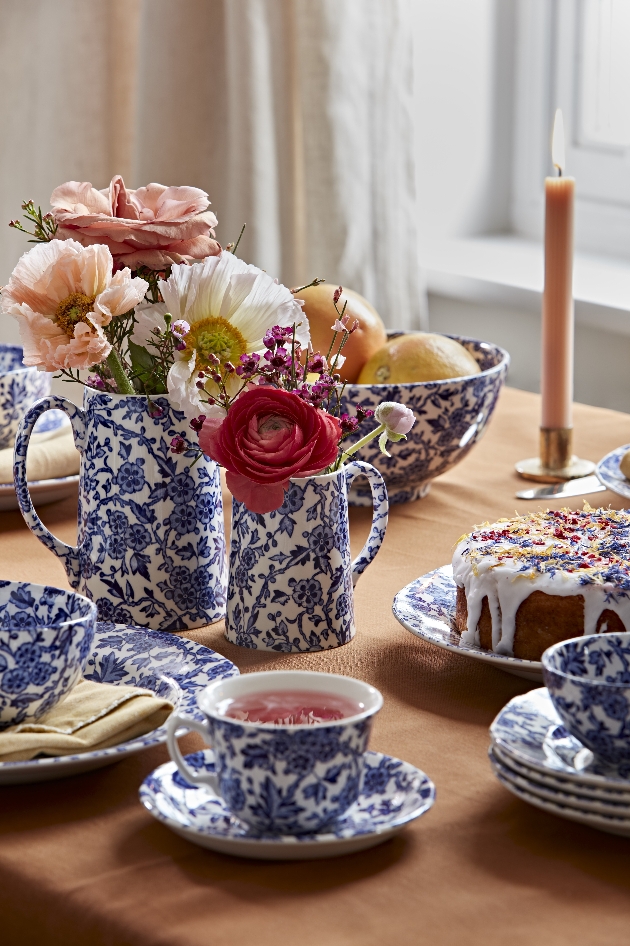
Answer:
[392,565,543,673]
[596,443,630,499]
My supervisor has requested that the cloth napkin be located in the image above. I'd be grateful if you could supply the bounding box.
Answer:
[0,425,80,484]
[0,679,174,762]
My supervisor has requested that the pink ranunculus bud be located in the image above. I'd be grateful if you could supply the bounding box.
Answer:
[374,401,415,435]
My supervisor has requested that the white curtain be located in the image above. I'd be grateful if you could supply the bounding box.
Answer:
[0,0,424,344]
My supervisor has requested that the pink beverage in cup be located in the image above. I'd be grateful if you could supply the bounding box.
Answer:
[217,690,363,725]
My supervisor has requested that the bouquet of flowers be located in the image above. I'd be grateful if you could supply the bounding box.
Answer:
[1,176,414,514]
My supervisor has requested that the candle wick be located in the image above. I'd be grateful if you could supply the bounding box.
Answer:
[557,166,563,178]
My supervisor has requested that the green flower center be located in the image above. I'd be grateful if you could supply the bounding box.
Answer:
[185,317,247,368]
[54,292,96,337]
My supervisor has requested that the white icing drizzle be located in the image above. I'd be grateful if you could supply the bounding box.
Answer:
[452,507,630,656]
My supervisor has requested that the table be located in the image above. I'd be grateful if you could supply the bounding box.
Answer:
[1,387,630,946]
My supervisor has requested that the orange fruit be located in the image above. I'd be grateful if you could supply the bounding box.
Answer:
[294,283,387,383]
[357,333,480,384]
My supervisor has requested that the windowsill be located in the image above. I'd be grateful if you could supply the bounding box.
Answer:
[421,235,630,336]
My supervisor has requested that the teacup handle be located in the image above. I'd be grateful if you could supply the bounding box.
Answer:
[344,460,389,586]
[166,712,220,792]
[13,395,85,587]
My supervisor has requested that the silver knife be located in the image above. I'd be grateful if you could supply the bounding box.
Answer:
[516,474,605,501]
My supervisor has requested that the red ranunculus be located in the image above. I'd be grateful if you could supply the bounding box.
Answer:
[199,387,342,513]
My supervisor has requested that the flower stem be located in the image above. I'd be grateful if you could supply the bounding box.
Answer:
[335,423,385,469]
[106,349,135,395]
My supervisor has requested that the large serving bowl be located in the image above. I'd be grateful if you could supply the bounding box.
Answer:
[0,581,97,728]
[542,633,630,766]
[0,344,52,449]
[340,334,510,505]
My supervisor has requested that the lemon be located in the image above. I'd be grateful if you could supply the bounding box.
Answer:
[357,333,481,384]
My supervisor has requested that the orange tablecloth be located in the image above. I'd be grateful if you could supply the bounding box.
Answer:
[2,386,630,946]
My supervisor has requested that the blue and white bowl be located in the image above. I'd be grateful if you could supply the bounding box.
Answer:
[0,580,97,728]
[340,334,510,505]
[0,344,54,449]
[542,633,630,765]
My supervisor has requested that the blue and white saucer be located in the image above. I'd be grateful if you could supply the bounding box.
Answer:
[490,688,630,791]
[140,749,435,860]
[0,623,238,785]
[392,566,542,682]
[0,410,76,511]
[596,444,630,501]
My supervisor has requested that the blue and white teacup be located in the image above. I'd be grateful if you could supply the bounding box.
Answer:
[0,343,55,449]
[542,633,630,765]
[166,670,383,834]
[0,580,97,728]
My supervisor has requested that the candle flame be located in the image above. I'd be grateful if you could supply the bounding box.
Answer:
[552,108,565,174]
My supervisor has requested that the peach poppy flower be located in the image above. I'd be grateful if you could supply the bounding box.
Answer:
[0,239,148,371]
[50,175,221,270]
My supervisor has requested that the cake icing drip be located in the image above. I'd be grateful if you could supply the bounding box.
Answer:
[452,505,630,656]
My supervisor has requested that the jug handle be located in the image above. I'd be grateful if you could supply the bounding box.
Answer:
[13,395,86,587]
[344,460,389,587]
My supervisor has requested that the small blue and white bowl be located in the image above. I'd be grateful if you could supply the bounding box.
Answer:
[0,581,97,728]
[0,344,66,450]
[542,633,630,765]
[340,334,510,505]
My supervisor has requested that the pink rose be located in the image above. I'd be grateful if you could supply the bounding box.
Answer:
[199,388,342,513]
[49,175,221,270]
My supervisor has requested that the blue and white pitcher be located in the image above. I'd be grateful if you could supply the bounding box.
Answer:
[14,389,227,631]
[226,461,388,651]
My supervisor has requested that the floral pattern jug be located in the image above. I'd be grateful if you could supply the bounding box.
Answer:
[14,389,227,631]
[226,461,388,651]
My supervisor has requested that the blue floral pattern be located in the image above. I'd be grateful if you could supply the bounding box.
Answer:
[226,461,388,652]
[543,633,630,765]
[596,443,630,501]
[393,565,543,681]
[0,343,65,449]
[0,580,96,728]
[340,335,509,505]
[140,748,435,855]
[14,389,227,631]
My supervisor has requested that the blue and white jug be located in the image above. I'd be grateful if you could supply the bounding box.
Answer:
[14,389,227,631]
[226,460,388,651]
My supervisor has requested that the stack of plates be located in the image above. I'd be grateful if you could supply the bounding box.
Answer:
[490,688,630,837]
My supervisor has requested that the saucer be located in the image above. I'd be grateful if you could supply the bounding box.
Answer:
[0,474,80,511]
[0,623,238,784]
[140,749,436,860]
[489,748,630,817]
[392,566,542,682]
[596,444,630,500]
[491,756,630,838]
[490,688,630,790]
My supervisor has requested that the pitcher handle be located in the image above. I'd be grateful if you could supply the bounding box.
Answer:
[344,460,389,586]
[13,395,86,587]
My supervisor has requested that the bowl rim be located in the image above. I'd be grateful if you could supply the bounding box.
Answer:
[0,580,98,628]
[344,332,510,389]
[542,632,630,688]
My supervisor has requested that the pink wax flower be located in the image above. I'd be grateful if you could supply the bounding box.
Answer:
[0,239,148,372]
[199,387,342,514]
[49,175,221,270]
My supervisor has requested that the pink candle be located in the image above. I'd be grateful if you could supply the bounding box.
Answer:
[541,110,574,430]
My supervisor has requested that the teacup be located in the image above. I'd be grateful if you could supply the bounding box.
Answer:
[542,633,630,765]
[0,580,97,728]
[0,344,52,449]
[166,670,383,834]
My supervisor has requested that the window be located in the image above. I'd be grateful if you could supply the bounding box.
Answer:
[513,0,630,258]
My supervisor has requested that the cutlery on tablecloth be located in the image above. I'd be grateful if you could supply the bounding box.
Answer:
[516,474,605,501]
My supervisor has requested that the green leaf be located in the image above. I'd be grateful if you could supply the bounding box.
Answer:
[128,339,166,394]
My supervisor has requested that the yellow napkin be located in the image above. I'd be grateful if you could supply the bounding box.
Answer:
[0,425,80,484]
[0,679,174,762]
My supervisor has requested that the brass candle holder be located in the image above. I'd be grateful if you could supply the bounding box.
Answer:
[515,427,595,484]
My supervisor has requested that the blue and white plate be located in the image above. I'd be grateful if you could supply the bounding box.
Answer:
[392,566,542,682]
[596,444,630,500]
[140,749,435,860]
[0,623,238,785]
[490,751,630,838]
[489,748,630,817]
[490,688,630,791]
